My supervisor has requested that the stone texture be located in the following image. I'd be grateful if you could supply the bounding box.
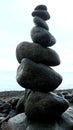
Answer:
[34,5,47,10]
[16,89,31,114]
[31,26,56,47]
[32,10,50,20]
[8,97,19,109]
[33,16,49,30]
[25,91,69,122]
[16,58,62,92]
[0,100,11,114]
[16,95,24,114]
[7,107,73,130]
[16,41,60,66]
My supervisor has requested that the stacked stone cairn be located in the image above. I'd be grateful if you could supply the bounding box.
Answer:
[16,5,69,123]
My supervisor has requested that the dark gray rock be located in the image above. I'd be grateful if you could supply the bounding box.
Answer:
[8,97,19,109]
[16,95,24,114]
[25,91,69,122]
[34,5,47,10]
[7,107,73,130]
[16,89,31,114]
[64,94,72,100]
[0,100,11,114]
[33,16,49,30]
[32,10,50,21]
[0,113,7,117]
[9,110,16,118]
[16,41,60,66]
[16,58,62,92]
[31,26,56,47]
[58,107,73,130]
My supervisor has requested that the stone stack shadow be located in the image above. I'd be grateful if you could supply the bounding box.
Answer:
[16,5,69,123]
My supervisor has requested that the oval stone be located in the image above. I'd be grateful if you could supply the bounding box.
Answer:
[32,10,50,20]
[31,26,56,47]
[16,58,62,92]
[16,41,60,66]
[33,16,49,30]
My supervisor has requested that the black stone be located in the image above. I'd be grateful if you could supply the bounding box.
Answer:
[34,5,47,10]
[32,10,50,20]
[16,41,60,66]
[33,16,49,30]
[16,58,62,92]
[16,95,24,114]
[25,91,69,122]
[31,26,56,47]
[16,89,31,114]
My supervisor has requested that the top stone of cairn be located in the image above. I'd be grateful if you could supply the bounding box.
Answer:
[32,5,50,20]
[34,5,47,10]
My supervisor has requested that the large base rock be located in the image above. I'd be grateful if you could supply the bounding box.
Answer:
[25,91,69,122]
[6,107,73,130]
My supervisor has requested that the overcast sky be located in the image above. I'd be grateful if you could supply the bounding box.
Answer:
[0,0,73,91]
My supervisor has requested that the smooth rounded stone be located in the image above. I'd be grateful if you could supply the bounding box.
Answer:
[25,91,69,122]
[33,16,49,30]
[16,41,60,66]
[34,5,47,10]
[7,107,73,130]
[16,58,62,92]
[32,10,50,20]
[31,26,56,47]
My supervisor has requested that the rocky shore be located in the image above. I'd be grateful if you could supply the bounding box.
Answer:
[0,89,73,130]
[0,89,73,102]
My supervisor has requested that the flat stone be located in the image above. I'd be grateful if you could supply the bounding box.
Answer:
[34,5,47,10]
[32,10,50,20]
[7,107,73,130]
[25,91,69,122]
[33,16,49,30]
[31,26,56,47]
[16,58,62,92]
[16,41,60,66]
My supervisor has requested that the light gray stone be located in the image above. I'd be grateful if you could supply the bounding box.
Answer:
[16,58,62,92]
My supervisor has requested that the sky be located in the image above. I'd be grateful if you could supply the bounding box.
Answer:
[0,0,73,91]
